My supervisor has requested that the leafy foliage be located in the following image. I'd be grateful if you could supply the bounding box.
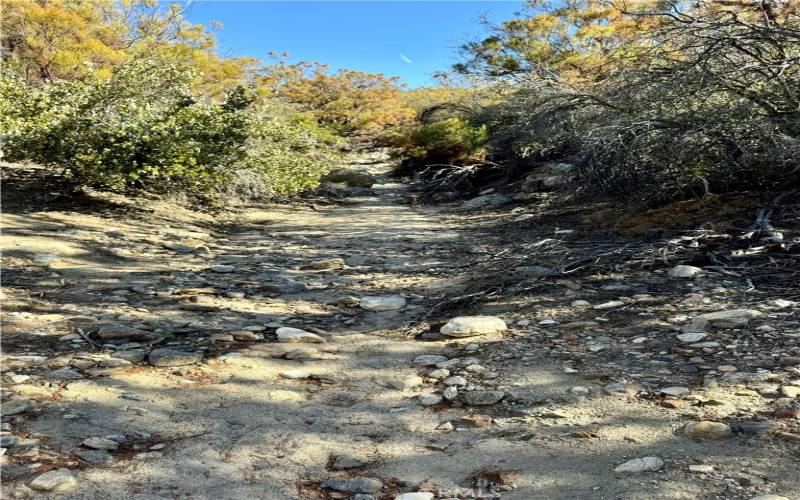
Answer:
[451,0,800,205]
[0,58,336,197]
[258,59,415,140]
[402,118,488,164]
[0,2,359,201]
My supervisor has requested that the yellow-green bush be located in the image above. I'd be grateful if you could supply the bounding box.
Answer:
[404,117,488,164]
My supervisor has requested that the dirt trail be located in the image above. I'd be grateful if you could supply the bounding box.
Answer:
[1,159,799,500]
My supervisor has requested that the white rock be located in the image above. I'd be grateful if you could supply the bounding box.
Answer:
[767,299,796,309]
[677,332,708,343]
[571,300,590,307]
[440,316,507,337]
[418,394,443,406]
[442,386,458,400]
[660,386,690,397]
[614,456,664,473]
[30,468,77,492]
[444,376,467,386]
[668,265,703,278]
[693,309,761,329]
[749,495,790,500]
[280,370,310,379]
[359,295,407,311]
[275,327,325,343]
[688,464,714,473]
[539,319,557,326]
[428,368,450,379]
[593,300,625,310]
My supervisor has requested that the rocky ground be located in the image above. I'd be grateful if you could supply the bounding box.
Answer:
[1,156,799,500]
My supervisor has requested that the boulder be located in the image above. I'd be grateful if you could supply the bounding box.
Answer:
[440,316,507,337]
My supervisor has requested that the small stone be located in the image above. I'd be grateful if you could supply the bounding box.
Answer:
[774,407,800,419]
[149,348,202,367]
[210,264,235,273]
[603,382,641,397]
[677,332,708,343]
[275,327,325,343]
[413,355,448,366]
[76,449,113,464]
[717,365,737,373]
[99,358,132,368]
[283,347,321,360]
[571,300,590,307]
[749,496,790,500]
[688,464,714,473]
[684,421,732,439]
[463,390,505,406]
[428,368,450,379]
[693,309,761,329]
[668,265,703,278]
[82,437,118,450]
[444,376,467,386]
[280,370,310,379]
[418,394,443,406]
[30,468,77,492]
[436,421,454,431]
[231,330,261,341]
[440,316,507,337]
[614,457,664,473]
[359,295,407,311]
[320,477,383,494]
[442,386,458,400]
[3,399,32,415]
[593,300,625,310]
[780,386,800,398]
[660,386,690,397]
[112,350,146,363]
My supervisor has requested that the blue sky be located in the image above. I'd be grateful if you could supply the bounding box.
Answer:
[184,1,525,87]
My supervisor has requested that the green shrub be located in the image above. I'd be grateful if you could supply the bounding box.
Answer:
[1,58,340,199]
[404,117,488,164]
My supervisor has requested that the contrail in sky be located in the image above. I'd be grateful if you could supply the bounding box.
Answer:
[400,54,413,64]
